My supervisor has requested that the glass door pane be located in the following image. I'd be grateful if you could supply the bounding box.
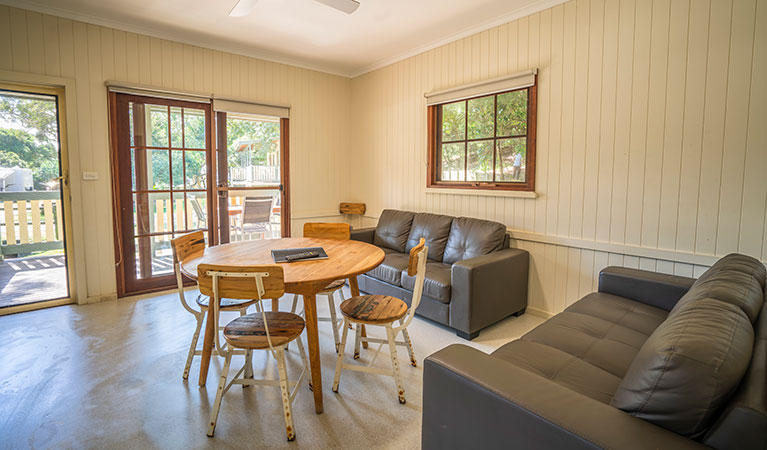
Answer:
[216,113,286,243]
[0,88,71,310]
[114,94,212,295]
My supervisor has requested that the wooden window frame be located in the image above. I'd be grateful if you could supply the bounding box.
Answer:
[427,76,537,192]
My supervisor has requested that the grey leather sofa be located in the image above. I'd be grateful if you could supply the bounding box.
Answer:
[351,209,528,340]
[423,253,767,450]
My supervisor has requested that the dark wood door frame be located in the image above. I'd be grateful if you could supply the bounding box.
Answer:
[109,92,215,297]
[214,112,291,244]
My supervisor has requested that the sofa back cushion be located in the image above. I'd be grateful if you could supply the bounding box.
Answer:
[703,293,767,450]
[442,217,507,264]
[611,298,754,437]
[405,213,454,261]
[374,209,415,252]
[671,253,766,323]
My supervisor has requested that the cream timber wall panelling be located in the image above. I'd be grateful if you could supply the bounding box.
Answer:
[0,6,351,302]
[349,0,767,315]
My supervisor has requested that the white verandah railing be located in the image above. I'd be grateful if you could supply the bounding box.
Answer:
[0,191,64,258]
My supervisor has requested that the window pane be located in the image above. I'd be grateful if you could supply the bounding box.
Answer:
[149,106,169,147]
[171,150,184,190]
[134,234,173,279]
[467,96,494,139]
[440,142,465,181]
[170,107,183,148]
[496,138,527,182]
[187,191,207,230]
[467,140,493,181]
[226,116,281,188]
[184,109,206,149]
[441,101,465,142]
[133,192,171,235]
[497,90,528,136]
[132,149,170,190]
[185,151,207,189]
[172,192,187,231]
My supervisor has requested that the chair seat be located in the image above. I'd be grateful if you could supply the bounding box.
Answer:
[339,295,408,324]
[320,278,346,293]
[223,312,305,349]
[196,295,256,310]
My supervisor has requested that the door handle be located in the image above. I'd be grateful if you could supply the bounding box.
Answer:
[53,175,68,187]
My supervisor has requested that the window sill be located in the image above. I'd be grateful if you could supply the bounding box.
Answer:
[424,187,538,198]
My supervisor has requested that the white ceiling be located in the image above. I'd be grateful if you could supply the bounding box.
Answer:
[6,0,565,77]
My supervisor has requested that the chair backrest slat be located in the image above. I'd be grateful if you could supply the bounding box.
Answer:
[402,238,428,328]
[197,263,285,300]
[171,230,206,265]
[303,222,351,240]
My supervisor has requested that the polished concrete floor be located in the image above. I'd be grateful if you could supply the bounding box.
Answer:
[0,288,544,450]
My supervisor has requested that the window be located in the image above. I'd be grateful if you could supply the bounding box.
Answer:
[427,80,537,192]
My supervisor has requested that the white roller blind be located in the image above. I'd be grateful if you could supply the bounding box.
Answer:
[212,98,290,119]
[106,81,211,104]
[425,69,537,106]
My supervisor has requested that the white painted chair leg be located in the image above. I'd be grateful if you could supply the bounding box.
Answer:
[207,352,232,437]
[183,313,204,380]
[275,348,296,441]
[353,323,362,360]
[399,319,417,367]
[243,350,254,386]
[332,319,351,393]
[326,293,341,353]
[386,325,406,404]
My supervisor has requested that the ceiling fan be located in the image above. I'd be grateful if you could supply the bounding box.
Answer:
[229,0,360,17]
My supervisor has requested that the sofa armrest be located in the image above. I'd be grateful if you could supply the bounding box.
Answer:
[423,344,704,450]
[598,266,696,311]
[450,248,528,337]
[350,227,375,244]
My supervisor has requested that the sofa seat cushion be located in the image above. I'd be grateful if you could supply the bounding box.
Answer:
[405,213,454,261]
[519,308,661,381]
[373,209,415,252]
[442,217,507,264]
[401,261,452,303]
[565,292,669,336]
[492,340,623,404]
[491,294,669,404]
[366,248,409,286]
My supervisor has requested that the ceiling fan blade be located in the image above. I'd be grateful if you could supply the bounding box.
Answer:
[314,0,360,14]
[229,0,258,17]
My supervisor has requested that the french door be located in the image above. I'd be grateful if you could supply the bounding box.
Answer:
[214,112,291,244]
[111,93,214,295]
[111,93,291,296]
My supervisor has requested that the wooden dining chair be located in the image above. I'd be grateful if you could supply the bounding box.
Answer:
[289,222,351,352]
[332,238,425,404]
[198,263,309,440]
[171,231,255,380]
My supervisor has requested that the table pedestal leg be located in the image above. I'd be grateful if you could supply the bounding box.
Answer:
[303,293,323,413]
[198,307,215,387]
[348,277,368,349]
[272,298,280,311]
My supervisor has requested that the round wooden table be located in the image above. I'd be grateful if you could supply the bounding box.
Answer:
[180,237,384,414]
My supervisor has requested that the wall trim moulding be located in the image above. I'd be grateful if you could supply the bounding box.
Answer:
[360,213,765,268]
[507,231,766,267]
[425,187,538,199]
